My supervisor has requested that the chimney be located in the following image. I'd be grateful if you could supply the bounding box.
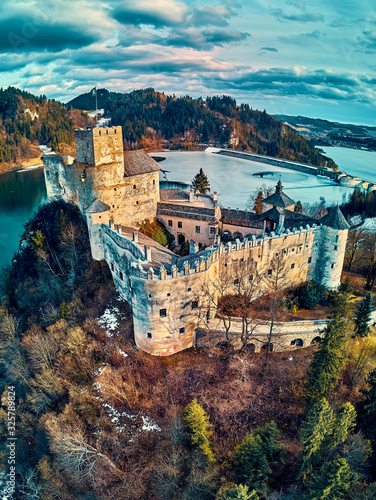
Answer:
[189,188,195,202]
[144,246,152,261]
[213,191,217,201]
[133,232,139,243]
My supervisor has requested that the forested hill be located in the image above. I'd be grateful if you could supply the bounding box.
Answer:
[0,87,91,170]
[67,88,334,167]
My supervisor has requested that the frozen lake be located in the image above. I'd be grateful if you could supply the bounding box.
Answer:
[321,146,376,183]
[155,150,357,209]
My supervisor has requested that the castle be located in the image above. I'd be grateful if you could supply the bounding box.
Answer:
[43,126,349,356]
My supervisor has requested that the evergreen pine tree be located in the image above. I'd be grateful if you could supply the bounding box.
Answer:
[354,293,372,338]
[330,402,357,450]
[253,192,264,214]
[192,168,210,194]
[232,422,284,496]
[304,458,358,500]
[359,368,376,442]
[219,484,259,500]
[299,398,334,478]
[182,398,215,463]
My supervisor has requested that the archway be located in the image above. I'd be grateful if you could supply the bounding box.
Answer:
[291,338,304,347]
[178,234,185,245]
[311,336,321,345]
[222,230,231,241]
[233,231,243,240]
[261,343,273,352]
[245,343,255,353]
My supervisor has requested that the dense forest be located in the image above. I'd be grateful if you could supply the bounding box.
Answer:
[0,87,90,169]
[67,88,334,167]
[0,201,376,499]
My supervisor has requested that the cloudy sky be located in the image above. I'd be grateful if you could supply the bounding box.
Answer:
[1,0,375,124]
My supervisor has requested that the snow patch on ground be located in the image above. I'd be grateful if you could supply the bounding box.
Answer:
[98,306,120,337]
[96,398,161,434]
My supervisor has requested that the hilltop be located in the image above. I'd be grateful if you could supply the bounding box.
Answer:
[67,88,335,167]
[0,87,91,173]
[276,114,376,151]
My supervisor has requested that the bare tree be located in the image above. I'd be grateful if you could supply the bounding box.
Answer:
[262,252,289,369]
[45,416,122,481]
[198,260,265,350]
[345,228,363,272]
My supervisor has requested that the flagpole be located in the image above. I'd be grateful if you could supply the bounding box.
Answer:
[95,85,98,127]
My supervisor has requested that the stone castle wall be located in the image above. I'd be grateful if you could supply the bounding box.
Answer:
[99,222,331,356]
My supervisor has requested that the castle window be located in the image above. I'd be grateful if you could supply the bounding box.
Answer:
[147,332,152,339]
[119,271,124,280]
[234,279,239,285]
[114,188,117,191]
[111,262,114,271]
[291,263,295,269]
[136,201,139,205]
[168,220,173,227]
[99,130,101,135]
[192,301,198,310]
[331,263,334,269]
[179,327,185,334]
[210,227,215,234]
[334,246,338,250]
[133,185,136,189]
[86,142,89,148]
[336,235,339,242]
[45,170,49,176]
[167,293,171,297]
[153,180,155,185]
[187,287,191,292]
[292,248,295,252]
[249,275,253,282]
[149,294,152,298]
[308,257,312,263]
[112,205,115,208]
[114,129,117,134]
[267,269,272,276]
[178,221,182,228]
[160,309,167,317]
[99,216,101,219]
[106,130,108,135]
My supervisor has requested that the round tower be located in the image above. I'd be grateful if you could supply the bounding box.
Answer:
[315,206,349,289]
[86,199,110,261]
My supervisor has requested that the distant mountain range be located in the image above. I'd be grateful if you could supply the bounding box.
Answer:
[276,114,376,151]
[67,88,335,168]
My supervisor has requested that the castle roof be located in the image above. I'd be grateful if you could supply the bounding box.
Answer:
[157,202,218,222]
[86,199,110,213]
[320,206,349,230]
[221,208,260,225]
[262,179,295,209]
[123,150,161,177]
[160,189,190,202]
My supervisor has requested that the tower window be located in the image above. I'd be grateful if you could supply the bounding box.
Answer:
[331,263,334,269]
[187,287,191,292]
[334,246,338,250]
[178,221,182,228]
[234,279,239,285]
[106,130,108,135]
[133,185,136,189]
[308,257,312,263]
[195,226,200,233]
[291,263,295,269]
[179,327,185,334]
[114,129,117,134]
[192,300,198,310]
[87,142,89,148]
[168,220,173,227]
[267,269,272,275]
[114,188,117,191]
[147,332,152,339]
[160,309,167,317]
[111,262,114,271]
[119,271,124,280]
[210,227,215,234]
[136,201,139,205]
[167,293,171,297]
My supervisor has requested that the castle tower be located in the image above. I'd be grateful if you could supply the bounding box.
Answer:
[86,199,110,261]
[262,179,295,212]
[75,126,124,168]
[315,206,349,289]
